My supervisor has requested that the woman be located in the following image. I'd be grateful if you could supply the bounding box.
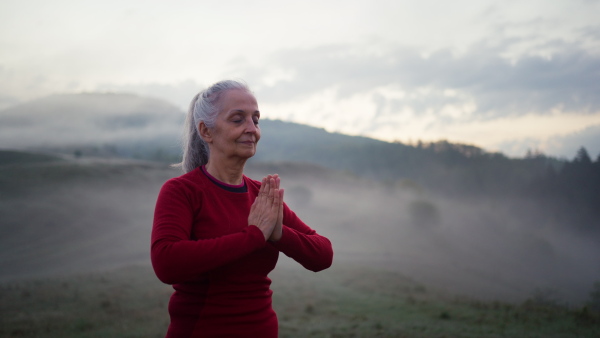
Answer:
[151,80,333,337]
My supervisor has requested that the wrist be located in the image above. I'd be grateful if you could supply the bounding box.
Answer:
[268,227,283,243]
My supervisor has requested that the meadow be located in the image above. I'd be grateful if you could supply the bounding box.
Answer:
[1,151,599,337]
[1,261,599,338]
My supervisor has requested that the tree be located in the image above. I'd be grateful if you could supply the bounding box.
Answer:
[588,281,600,312]
[574,147,592,165]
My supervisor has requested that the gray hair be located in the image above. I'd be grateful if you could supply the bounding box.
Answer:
[179,80,251,173]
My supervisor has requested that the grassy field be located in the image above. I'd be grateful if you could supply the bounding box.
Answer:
[1,262,598,338]
[1,151,599,337]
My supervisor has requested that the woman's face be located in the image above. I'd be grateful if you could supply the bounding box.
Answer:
[203,89,261,161]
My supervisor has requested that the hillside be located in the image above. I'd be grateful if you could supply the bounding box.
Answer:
[2,93,599,231]
[0,92,562,178]
[0,92,577,188]
[1,92,598,237]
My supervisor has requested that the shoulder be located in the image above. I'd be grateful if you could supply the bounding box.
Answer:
[156,168,214,210]
[160,167,209,195]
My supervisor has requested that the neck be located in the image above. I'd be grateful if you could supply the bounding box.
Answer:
[205,157,246,185]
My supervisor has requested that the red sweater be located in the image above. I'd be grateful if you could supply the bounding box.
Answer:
[151,167,333,337]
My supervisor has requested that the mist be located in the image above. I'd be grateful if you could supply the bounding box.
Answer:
[1,93,598,309]
[0,93,183,149]
[246,163,600,305]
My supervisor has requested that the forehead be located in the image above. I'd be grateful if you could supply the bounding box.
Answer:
[219,89,259,114]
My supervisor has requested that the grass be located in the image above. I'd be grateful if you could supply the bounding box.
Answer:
[1,151,598,337]
[0,266,171,338]
[271,262,600,337]
[1,263,598,338]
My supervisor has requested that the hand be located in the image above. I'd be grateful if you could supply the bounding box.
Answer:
[268,175,284,242]
[248,175,282,241]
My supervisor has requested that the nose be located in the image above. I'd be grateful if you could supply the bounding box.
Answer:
[245,119,258,133]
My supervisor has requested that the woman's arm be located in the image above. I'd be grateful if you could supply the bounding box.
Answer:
[150,179,266,285]
[269,203,333,272]
[151,175,283,284]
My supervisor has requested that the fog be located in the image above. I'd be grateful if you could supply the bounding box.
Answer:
[1,157,597,308]
[246,163,600,305]
[0,159,170,279]
[1,93,598,307]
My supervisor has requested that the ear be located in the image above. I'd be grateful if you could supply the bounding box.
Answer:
[198,122,212,143]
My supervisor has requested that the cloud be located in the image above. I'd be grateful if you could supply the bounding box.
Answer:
[243,38,600,121]
[2,0,598,158]
[496,123,600,159]
[546,124,600,159]
[0,92,19,111]
[95,79,205,111]
[229,34,600,157]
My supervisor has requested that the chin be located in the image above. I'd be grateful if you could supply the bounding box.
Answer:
[238,150,256,159]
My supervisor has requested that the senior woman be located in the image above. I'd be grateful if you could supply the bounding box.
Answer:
[151,80,333,337]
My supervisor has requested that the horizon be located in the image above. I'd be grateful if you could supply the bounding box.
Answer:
[1,90,597,161]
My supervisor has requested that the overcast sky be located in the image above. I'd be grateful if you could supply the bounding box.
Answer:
[1,0,599,158]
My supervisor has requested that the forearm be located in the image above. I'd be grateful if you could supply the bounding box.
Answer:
[270,225,333,272]
[151,225,265,284]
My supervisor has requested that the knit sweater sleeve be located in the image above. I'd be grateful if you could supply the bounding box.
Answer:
[269,203,333,272]
[150,178,266,285]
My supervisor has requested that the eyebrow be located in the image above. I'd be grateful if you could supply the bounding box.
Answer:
[229,109,260,114]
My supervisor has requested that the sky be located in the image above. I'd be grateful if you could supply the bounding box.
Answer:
[1,0,600,158]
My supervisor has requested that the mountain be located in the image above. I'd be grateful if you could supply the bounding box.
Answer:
[0,93,560,193]
[0,93,184,161]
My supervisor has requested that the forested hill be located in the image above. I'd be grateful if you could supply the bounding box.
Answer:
[257,119,598,197]
[257,119,558,195]
[1,93,599,232]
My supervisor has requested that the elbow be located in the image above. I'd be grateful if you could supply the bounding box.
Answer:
[152,263,176,285]
[306,256,333,272]
[312,258,333,273]
[154,269,175,285]
[151,256,175,285]
[321,247,335,271]
[305,245,334,272]
[151,243,179,285]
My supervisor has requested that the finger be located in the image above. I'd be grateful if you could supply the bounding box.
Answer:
[268,188,284,242]
[260,176,270,198]
[253,177,268,213]
[272,186,280,210]
[278,189,284,215]
[250,195,258,210]
[267,177,276,203]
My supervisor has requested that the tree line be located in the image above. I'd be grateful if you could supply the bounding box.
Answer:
[256,120,600,233]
